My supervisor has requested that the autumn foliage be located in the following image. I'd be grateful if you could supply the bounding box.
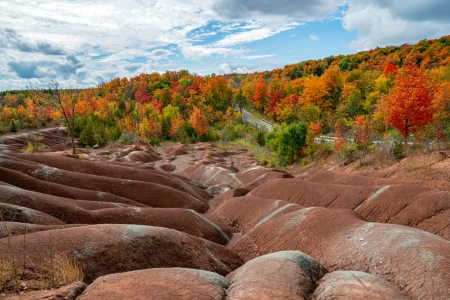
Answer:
[0,35,449,162]
[189,106,209,137]
[380,65,437,139]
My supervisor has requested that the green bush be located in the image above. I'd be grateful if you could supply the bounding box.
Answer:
[9,121,17,132]
[392,141,406,160]
[222,125,236,142]
[337,142,358,165]
[265,122,307,166]
[120,131,139,145]
[257,130,266,146]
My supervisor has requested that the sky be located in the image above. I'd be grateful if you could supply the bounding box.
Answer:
[1,0,449,91]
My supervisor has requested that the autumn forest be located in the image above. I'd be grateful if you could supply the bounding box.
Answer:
[1,35,450,166]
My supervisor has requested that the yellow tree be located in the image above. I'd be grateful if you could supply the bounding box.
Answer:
[302,75,329,108]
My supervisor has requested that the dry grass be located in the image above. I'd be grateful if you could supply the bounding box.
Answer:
[44,252,84,287]
[0,220,83,295]
[0,221,21,294]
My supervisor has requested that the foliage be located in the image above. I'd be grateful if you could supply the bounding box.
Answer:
[1,35,450,165]
[189,106,209,138]
[266,122,307,166]
[9,121,17,132]
[120,131,140,145]
[22,134,46,153]
[257,130,266,146]
[392,140,406,160]
[380,65,437,140]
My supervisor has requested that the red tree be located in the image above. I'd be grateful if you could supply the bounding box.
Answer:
[382,65,437,140]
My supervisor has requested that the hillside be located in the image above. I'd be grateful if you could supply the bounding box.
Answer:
[0,35,449,169]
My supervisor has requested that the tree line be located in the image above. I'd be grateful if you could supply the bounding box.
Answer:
[0,35,449,164]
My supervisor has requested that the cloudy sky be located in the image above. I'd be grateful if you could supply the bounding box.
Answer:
[1,0,449,90]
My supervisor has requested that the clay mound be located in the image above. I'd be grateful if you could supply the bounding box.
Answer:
[0,128,68,152]
[0,224,244,283]
[235,155,258,169]
[0,166,142,206]
[0,185,229,243]
[78,251,327,300]
[166,148,188,157]
[0,202,65,225]
[175,148,242,188]
[87,207,232,244]
[305,170,402,186]
[178,160,291,192]
[355,187,450,239]
[179,163,242,188]
[0,185,140,223]
[202,149,230,160]
[227,251,327,300]
[236,167,294,190]
[3,281,87,300]
[117,150,161,163]
[191,142,215,150]
[7,152,209,201]
[230,207,450,300]
[0,222,86,238]
[210,196,303,233]
[164,143,192,154]
[249,177,450,238]
[250,178,377,209]
[0,156,208,212]
[160,163,176,172]
[79,268,230,300]
[209,188,250,212]
[312,271,409,300]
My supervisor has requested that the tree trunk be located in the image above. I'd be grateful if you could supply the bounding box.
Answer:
[71,133,76,156]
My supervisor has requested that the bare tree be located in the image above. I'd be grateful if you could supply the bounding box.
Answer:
[47,81,78,155]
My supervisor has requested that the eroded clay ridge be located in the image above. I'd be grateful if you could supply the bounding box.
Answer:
[0,135,449,299]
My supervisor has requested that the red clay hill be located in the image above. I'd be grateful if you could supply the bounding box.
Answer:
[0,129,449,299]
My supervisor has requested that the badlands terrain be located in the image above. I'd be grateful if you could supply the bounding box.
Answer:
[0,127,449,299]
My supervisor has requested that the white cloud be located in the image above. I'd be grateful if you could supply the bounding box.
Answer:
[149,49,173,60]
[214,22,299,47]
[309,35,319,41]
[241,54,276,60]
[179,43,245,60]
[218,63,231,74]
[216,62,251,74]
[212,0,340,21]
[343,1,450,50]
[1,0,449,89]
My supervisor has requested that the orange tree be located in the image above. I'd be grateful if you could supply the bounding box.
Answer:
[189,106,209,139]
[381,65,437,142]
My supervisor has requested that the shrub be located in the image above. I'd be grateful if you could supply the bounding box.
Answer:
[120,131,139,145]
[257,130,266,146]
[9,121,17,133]
[392,140,406,160]
[22,134,46,153]
[265,122,307,166]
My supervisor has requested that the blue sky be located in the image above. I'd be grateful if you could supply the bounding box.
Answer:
[1,0,449,90]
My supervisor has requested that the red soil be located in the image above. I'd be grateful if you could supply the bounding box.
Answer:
[0,132,449,299]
